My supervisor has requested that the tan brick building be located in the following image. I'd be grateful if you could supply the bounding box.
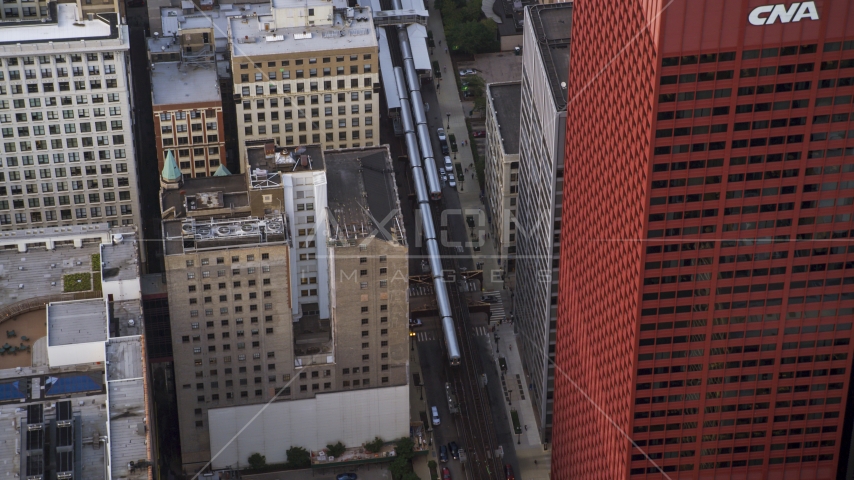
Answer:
[161,146,409,473]
[229,0,380,158]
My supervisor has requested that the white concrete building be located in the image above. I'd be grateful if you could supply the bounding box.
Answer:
[0,3,142,232]
[484,81,521,273]
[514,2,571,444]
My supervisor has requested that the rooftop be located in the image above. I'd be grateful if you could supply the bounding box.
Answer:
[161,174,250,218]
[163,215,290,255]
[0,225,132,311]
[0,3,119,47]
[0,394,109,478]
[247,144,325,189]
[110,299,144,338]
[105,337,148,480]
[528,3,572,111]
[229,4,376,58]
[488,82,522,155]
[325,147,406,244]
[47,299,108,347]
[101,235,140,282]
[151,62,222,107]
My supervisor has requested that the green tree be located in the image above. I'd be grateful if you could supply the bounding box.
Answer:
[326,441,346,458]
[462,75,486,97]
[390,456,410,480]
[285,446,311,469]
[447,20,498,55]
[394,437,415,459]
[364,437,384,453]
[247,453,266,470]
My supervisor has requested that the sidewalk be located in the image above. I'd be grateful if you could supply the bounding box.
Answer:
[489,323,551,480]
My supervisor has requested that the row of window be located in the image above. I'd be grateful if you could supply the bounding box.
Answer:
[1,6,48,17]
[660,42,854,69]
[3,122,123,139]
[240,78,373,97]
[0,208,133,224]
[0,79,120,94]
[246,128,373,142]
[238,63,372,82]
[0,192,132,209]
[0,97,122,117]
[238,55,371,70]
[0,63,117,81]
[0,53,115,67]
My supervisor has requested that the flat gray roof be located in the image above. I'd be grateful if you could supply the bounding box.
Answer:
[161,174,250,218]
[0,4,117,46]
[247,144,325,180]
[325,147,405,244]
[105,336,148,479]
[528,3,571,111]
[229,4,376,58]
[111,299,144,338]
[151,62,222,106]
[488,82,522,155]
[47,299,108,346]
[101,234,140,283]
[107,377,148,480]
[0,244,99,308]
[106,337,144,381]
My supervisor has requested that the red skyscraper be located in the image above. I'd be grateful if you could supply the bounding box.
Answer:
[553,1,854,478]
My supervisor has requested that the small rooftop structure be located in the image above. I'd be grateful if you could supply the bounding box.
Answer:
[151,62,221,107]
[488,82,522,155]
[213,164,232,176]
[325,147,406,245]
[528,3,572,111]
[161,151,182,182]
[0,3,118,47]
[160,174,250,219]
[101,234,140,283]
[247,144,325,189]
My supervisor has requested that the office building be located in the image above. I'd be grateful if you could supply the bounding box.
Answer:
[484,81,521,273]
[149,14,226,178]
[162,145,409,473]
[513,2,571,444]
[229,0,379,158]
[0,3,142,231]
[0,225,153,480]
[552,1,854,478]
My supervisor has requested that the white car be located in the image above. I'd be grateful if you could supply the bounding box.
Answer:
[436,127,446,142]
[440,170,447,184]
[432,406,441,426]
[447,175,456,188]
[458,68,476,76]
[443,156,454,172]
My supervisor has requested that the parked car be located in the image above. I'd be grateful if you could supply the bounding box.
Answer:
[504,464,515,480]
[447,174,456,188]
[432,406,441,426]
[440,169,447,184]
[443,156,454,172]
[442,467,451,480]
[472,130,486,137]
[337,474,358,480]
[441,142,450,155]
[409,318,423,328]
[448,441,459,459]
[439,445,449,463]
[436,127,447,142]
[458,68,476,76]
[463,90,475,98]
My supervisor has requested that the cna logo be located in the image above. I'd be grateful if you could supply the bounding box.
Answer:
[748,1,820,25]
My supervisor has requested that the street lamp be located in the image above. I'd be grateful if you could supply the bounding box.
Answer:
[446,113,451,129]
[410,331,415,351]
[508,389,513,406]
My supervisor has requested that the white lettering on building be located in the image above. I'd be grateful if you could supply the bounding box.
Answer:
[748,1,819,26]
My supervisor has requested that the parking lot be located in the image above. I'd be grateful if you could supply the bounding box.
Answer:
[455,51,523,85]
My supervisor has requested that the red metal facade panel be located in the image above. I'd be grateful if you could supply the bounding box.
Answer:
[552,0,661,478]
[554,1,854,479]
